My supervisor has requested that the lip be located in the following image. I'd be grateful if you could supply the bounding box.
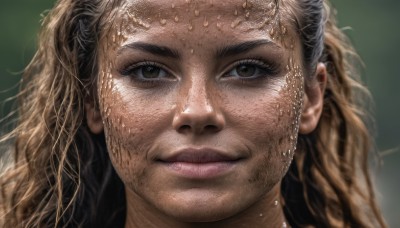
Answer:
[157,148,243,179]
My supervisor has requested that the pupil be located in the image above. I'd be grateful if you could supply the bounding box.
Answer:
[143,66,160,78]
[237,64,256,77]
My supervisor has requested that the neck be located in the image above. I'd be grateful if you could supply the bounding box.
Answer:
[125,183,288,228]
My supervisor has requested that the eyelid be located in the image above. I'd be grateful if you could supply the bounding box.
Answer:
[221,58,279,79]
[119,60,171,77]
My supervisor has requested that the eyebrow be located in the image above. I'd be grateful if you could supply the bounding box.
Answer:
[117,42,180,59]
[117,39,279,59]
[216,39,279,58]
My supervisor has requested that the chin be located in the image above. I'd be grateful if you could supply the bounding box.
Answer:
[167,205,236,223]
[154,192,251,223]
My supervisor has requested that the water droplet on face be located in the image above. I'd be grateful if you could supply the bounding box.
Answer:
[274,200,279,206]
[188,24,194,31]
[203,17,209,27]
[160,19,167,25]
[245,11,250,18]
[231,19,241,28]
[194,9,200,16]
[282,222,287,228]
[281,26,287,35]
[242,1,247,8]
[259,213,263,217]
[269,27,275,36]
[234,9,238,16]
[171,3,175,8]
[190,49,194,54]
[174,15,179,22]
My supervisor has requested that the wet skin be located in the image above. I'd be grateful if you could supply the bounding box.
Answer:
[86,0,327,227]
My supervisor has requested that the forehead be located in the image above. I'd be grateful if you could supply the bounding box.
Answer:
[113,0,297,29]
[112,0,293,33]
[102,0,299,53]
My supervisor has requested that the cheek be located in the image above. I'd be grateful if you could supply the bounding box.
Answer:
[98,70,173,190]
[226,65,304,186]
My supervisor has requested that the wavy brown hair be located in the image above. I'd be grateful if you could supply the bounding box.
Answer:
[0,0,386,227]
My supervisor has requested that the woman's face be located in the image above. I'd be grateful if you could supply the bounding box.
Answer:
[90,0,316,223]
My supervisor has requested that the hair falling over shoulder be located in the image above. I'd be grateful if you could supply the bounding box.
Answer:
[1,0,126,227]
[0,0,386,227]
[281,1,387,227]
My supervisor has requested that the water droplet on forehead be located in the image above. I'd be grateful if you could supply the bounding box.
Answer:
[242,1,248,9]
[203,17,209,27]
[269,28,275,36]
[231,19,242,28]
[281,26,287,35]
[160,19,167,25]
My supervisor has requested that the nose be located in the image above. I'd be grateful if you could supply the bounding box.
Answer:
[172,83,225,135]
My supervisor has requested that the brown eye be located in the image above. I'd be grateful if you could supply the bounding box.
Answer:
[141,66,162,78]
[236,64,257,78]
[120,62,169,80]
[224,60,277,80]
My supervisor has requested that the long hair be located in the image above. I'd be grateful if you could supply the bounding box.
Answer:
[281,1,386,227]
[0,0,386,227]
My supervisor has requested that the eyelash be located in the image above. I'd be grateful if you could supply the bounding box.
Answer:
[119,61,173,86]
[118,58,279,87]
[222,59,278,81]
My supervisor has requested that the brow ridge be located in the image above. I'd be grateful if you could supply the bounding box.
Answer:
[118,42,180,59]
[216,39,276,58]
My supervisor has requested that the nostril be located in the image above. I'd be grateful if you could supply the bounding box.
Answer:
[178,125,191,133]
[204,125,220,132]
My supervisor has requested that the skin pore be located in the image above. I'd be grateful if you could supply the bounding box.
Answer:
[86,0,327,227]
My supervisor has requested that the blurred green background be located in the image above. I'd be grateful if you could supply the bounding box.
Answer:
[0,0,399,226]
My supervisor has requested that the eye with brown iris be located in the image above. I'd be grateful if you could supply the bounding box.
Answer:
[236,64,257,78]
[141,66,161,78]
